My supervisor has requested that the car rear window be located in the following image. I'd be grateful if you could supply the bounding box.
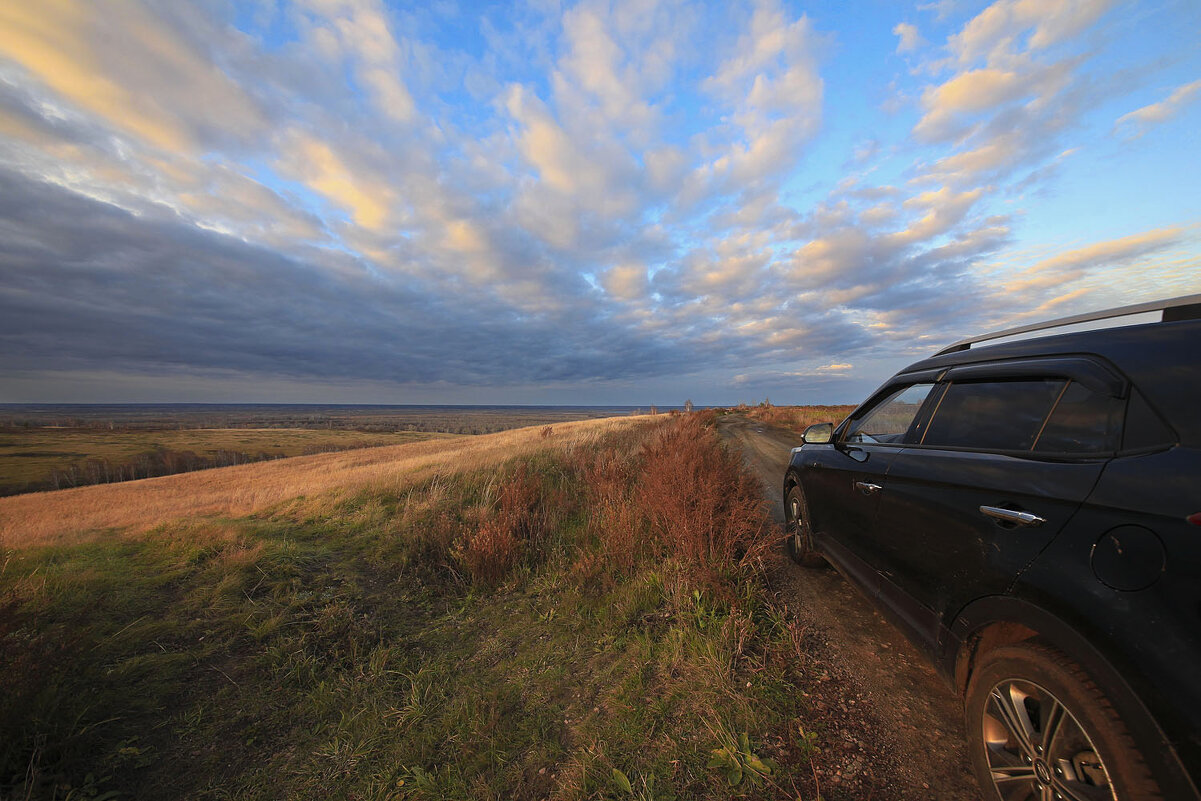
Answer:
[1121,387,1176,451]
[921,379,1065,452]
[1033,380,1122,453]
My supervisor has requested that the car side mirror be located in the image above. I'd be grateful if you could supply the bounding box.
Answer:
[802,422,834,444]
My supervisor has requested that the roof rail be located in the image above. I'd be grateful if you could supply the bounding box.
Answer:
[935,293,1201,356]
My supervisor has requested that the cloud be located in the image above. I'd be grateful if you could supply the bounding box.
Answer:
[1005,226,1185,291]
[1114,79,1201,139]
[293,0,416,124]
[279,129,396,230]
[914,68,1026,141]
[0,169,684,388]
[0,0,1196,405]
[948,0,1114,65]
[600,264,649,301]
[893,22,925,54]
[701,0,824,186]
[0,0,265,152]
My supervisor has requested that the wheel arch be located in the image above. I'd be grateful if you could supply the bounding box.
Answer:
[782,467,801,494]
[946,595,1199,800]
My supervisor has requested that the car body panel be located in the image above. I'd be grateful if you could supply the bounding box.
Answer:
[797,442,899,565]
[784,315,1201,799]
[872,446,1104,644]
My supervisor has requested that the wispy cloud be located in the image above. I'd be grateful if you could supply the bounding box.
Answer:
[1114,79,1201,139]
[893,22,925,54]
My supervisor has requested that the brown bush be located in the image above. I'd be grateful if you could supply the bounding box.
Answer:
[634,414,769,581]
[460,464,567,586]
[462,518,521,587]
[583,446,642,571]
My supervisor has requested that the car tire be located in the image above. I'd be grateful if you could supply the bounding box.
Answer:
[784,483,825,568]
[965,642,1162,801]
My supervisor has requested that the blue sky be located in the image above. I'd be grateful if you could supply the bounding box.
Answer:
[0,0,1198,405]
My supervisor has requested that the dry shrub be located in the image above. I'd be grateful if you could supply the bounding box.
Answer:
[568,550,613,594]
[462,519,521,587]
[461,464,566,587]
[635,414,770,581]
[583,447,642,571]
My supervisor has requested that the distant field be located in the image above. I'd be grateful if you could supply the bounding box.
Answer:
[0,428,459,495]
[0,403,650,434]
[0,416,647,547]
[0,404,660,496]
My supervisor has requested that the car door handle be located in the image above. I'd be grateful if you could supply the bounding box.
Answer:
[980,506,1046,527]
[855,481,882,495]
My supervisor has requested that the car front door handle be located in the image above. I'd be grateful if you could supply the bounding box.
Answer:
[855,481,882,495]
[980,506,1046,527]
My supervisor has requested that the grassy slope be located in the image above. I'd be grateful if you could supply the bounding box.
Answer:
[1,414,842,800]
[0,429,461,494]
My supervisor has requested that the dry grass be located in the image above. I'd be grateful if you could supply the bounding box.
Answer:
[0,428,456,492]
[2,412,835,800]
[0,416,651,549]
[745,404,856,436]
[636,412,771,580]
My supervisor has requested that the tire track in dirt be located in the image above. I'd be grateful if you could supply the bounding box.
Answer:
[717,414,981,800]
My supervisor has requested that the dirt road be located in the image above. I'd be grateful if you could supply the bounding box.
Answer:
[717,414,980,800]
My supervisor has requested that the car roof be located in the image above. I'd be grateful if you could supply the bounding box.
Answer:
[899,318,1201,446]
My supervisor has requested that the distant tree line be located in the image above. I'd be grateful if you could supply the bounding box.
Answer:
[39,447,275,492]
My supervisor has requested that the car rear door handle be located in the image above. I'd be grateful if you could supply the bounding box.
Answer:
[855,481,882,495]
[980,506,1046,527]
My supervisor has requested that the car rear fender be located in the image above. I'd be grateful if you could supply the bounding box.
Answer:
[944,595,1199,801]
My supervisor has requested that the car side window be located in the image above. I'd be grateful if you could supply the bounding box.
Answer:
[1121,388,1176,451]
[921,379,1065,452]
[845,383,934,445]
[1032,380,1122,454]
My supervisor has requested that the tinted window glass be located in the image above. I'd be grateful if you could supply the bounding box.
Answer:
[846,383,934,444]
[1034,381,1121,453]
[1122,388,1176,451]
[922,379,1065,451]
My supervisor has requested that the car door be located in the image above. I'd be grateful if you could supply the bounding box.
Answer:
[868,359,1125,649]
[803,382,937,593]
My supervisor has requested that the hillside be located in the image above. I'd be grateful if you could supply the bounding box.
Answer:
[2,412,883,800]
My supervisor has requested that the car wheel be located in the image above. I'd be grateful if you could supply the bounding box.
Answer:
[784,483,825,568]
[965,642,1161,801]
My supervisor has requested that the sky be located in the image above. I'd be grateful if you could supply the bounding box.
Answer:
[0,0,1199,406]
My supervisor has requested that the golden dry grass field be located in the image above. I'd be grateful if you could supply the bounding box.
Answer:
[0,427,457,492]
[0,416,650,548]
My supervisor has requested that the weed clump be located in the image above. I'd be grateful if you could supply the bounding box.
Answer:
[462,519,521,587]
[459,463,572,586]
[635,412,769,581]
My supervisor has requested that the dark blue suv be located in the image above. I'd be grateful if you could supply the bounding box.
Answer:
[783,296,1201,801]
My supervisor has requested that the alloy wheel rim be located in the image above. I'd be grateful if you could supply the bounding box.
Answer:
[981,678,1115,801]
[787,495,807,550]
